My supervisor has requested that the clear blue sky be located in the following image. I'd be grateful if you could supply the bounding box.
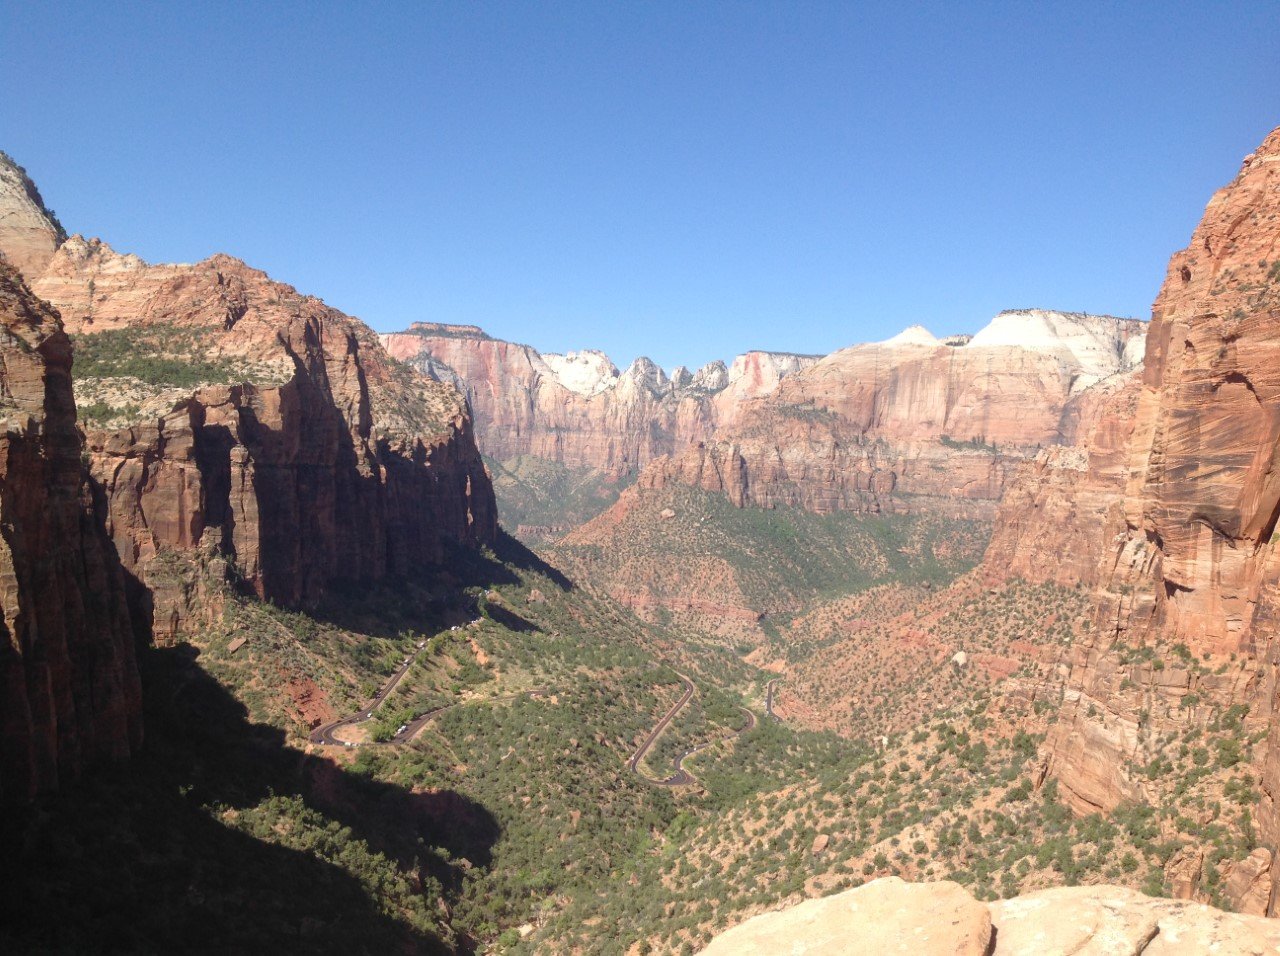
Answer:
[2,2,1277,370]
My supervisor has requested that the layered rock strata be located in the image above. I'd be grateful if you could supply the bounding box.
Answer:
[381,321,821,475]
[0,261,141,802]
[0,151,64,281]
[962,127,1280,910]
[26,240,498,642]
[2,149,499,644]
[637,310,1145,516]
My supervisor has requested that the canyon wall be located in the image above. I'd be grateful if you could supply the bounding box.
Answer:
[971,126,1280,909]
[0,151,498,647]
[637,312,1145,517]
[981,370,1143,586]
[0,151,63,281]
[32,241,498,642]
[0,261,141,802]
[381,322,820,476]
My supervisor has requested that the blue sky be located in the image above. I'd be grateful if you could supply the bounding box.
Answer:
[2,2,1277,370]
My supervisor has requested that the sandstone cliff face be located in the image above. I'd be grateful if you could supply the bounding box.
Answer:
[0,152,64,281]
[638,311,1145,516]
[380,322,820,476]
[981,370,1142,586]
[702,877,1280,955]
[28,240,497,642]
[966,127,1280,909]
[0,261,141,802]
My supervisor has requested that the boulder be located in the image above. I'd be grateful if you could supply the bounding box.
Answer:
[701,877,992,956]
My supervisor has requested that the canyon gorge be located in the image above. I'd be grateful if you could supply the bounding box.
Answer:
[3,120,1280,955]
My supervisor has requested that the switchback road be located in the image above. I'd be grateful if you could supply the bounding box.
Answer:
[310,660,548,748]
[630,675,761,788]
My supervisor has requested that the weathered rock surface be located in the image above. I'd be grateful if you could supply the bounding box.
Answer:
[991,884,1280,955]
[380,321,820,476]
[637,310,1144,517]
[25,242,498,641]
[702,878,1280,955]
[981,369,1142,586]
[1009,127,1280,834]
[701,877,991,956]
[0,261,141,802]
[0,152,63,281]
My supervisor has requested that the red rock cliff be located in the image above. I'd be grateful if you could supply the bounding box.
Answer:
[30,239,498,642]
[381,323,819,476]
[987,127,1280,910]
[0,261,141,802]
[638,313,1145,517]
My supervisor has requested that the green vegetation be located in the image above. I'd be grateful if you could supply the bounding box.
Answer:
[939,434,998,453]
[2,497,1264,952]
[486,455,633,542]
[554,485,990,630]
[78,399,141,425]
[72,324,262,388]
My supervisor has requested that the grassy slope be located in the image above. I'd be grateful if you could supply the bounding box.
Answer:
[554,485,990,641]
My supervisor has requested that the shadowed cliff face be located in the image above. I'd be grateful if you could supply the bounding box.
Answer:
[28,240,498,643]
[0,642,497,952]
[0,261,141,802]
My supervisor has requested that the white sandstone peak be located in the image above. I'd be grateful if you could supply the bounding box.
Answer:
[880,325,940,347]
[692,360,729,391]
[619,356,670,393]
[967,309,1147,392]
[542,349,620,396]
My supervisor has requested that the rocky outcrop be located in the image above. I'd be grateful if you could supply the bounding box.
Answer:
[637,311,1145,517]
[981,370,1142,586]
[380,322,820,475]
[0,152,64,281]
[0,261,141,802]
[26,239,497,642]
[701,877,1280,955]
[1013,127,1280,837]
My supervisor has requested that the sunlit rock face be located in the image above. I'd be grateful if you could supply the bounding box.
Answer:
[0,152,64,281]
[24,242,498,643]
[702,877,1280,955]
[635,310,1144,517]
[381,322,820,475]
[969,126,1280,907]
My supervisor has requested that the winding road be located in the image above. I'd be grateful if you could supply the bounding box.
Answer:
[629,674,767,787]
[309,643,547,747]
[312,647,783,791]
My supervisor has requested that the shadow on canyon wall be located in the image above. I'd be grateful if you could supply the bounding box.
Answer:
[0,640,500,954]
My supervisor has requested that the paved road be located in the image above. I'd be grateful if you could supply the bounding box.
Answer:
[630,675,760,787]
[310,648,426,745]
[310,651,548,749]
[628,673,696,782]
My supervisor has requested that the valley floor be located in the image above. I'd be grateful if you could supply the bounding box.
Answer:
[2,512,1263,954]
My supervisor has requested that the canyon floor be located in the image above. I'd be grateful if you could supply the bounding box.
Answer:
[5,512,1260,954]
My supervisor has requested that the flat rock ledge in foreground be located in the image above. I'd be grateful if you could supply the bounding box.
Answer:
[700,876,1280,955]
